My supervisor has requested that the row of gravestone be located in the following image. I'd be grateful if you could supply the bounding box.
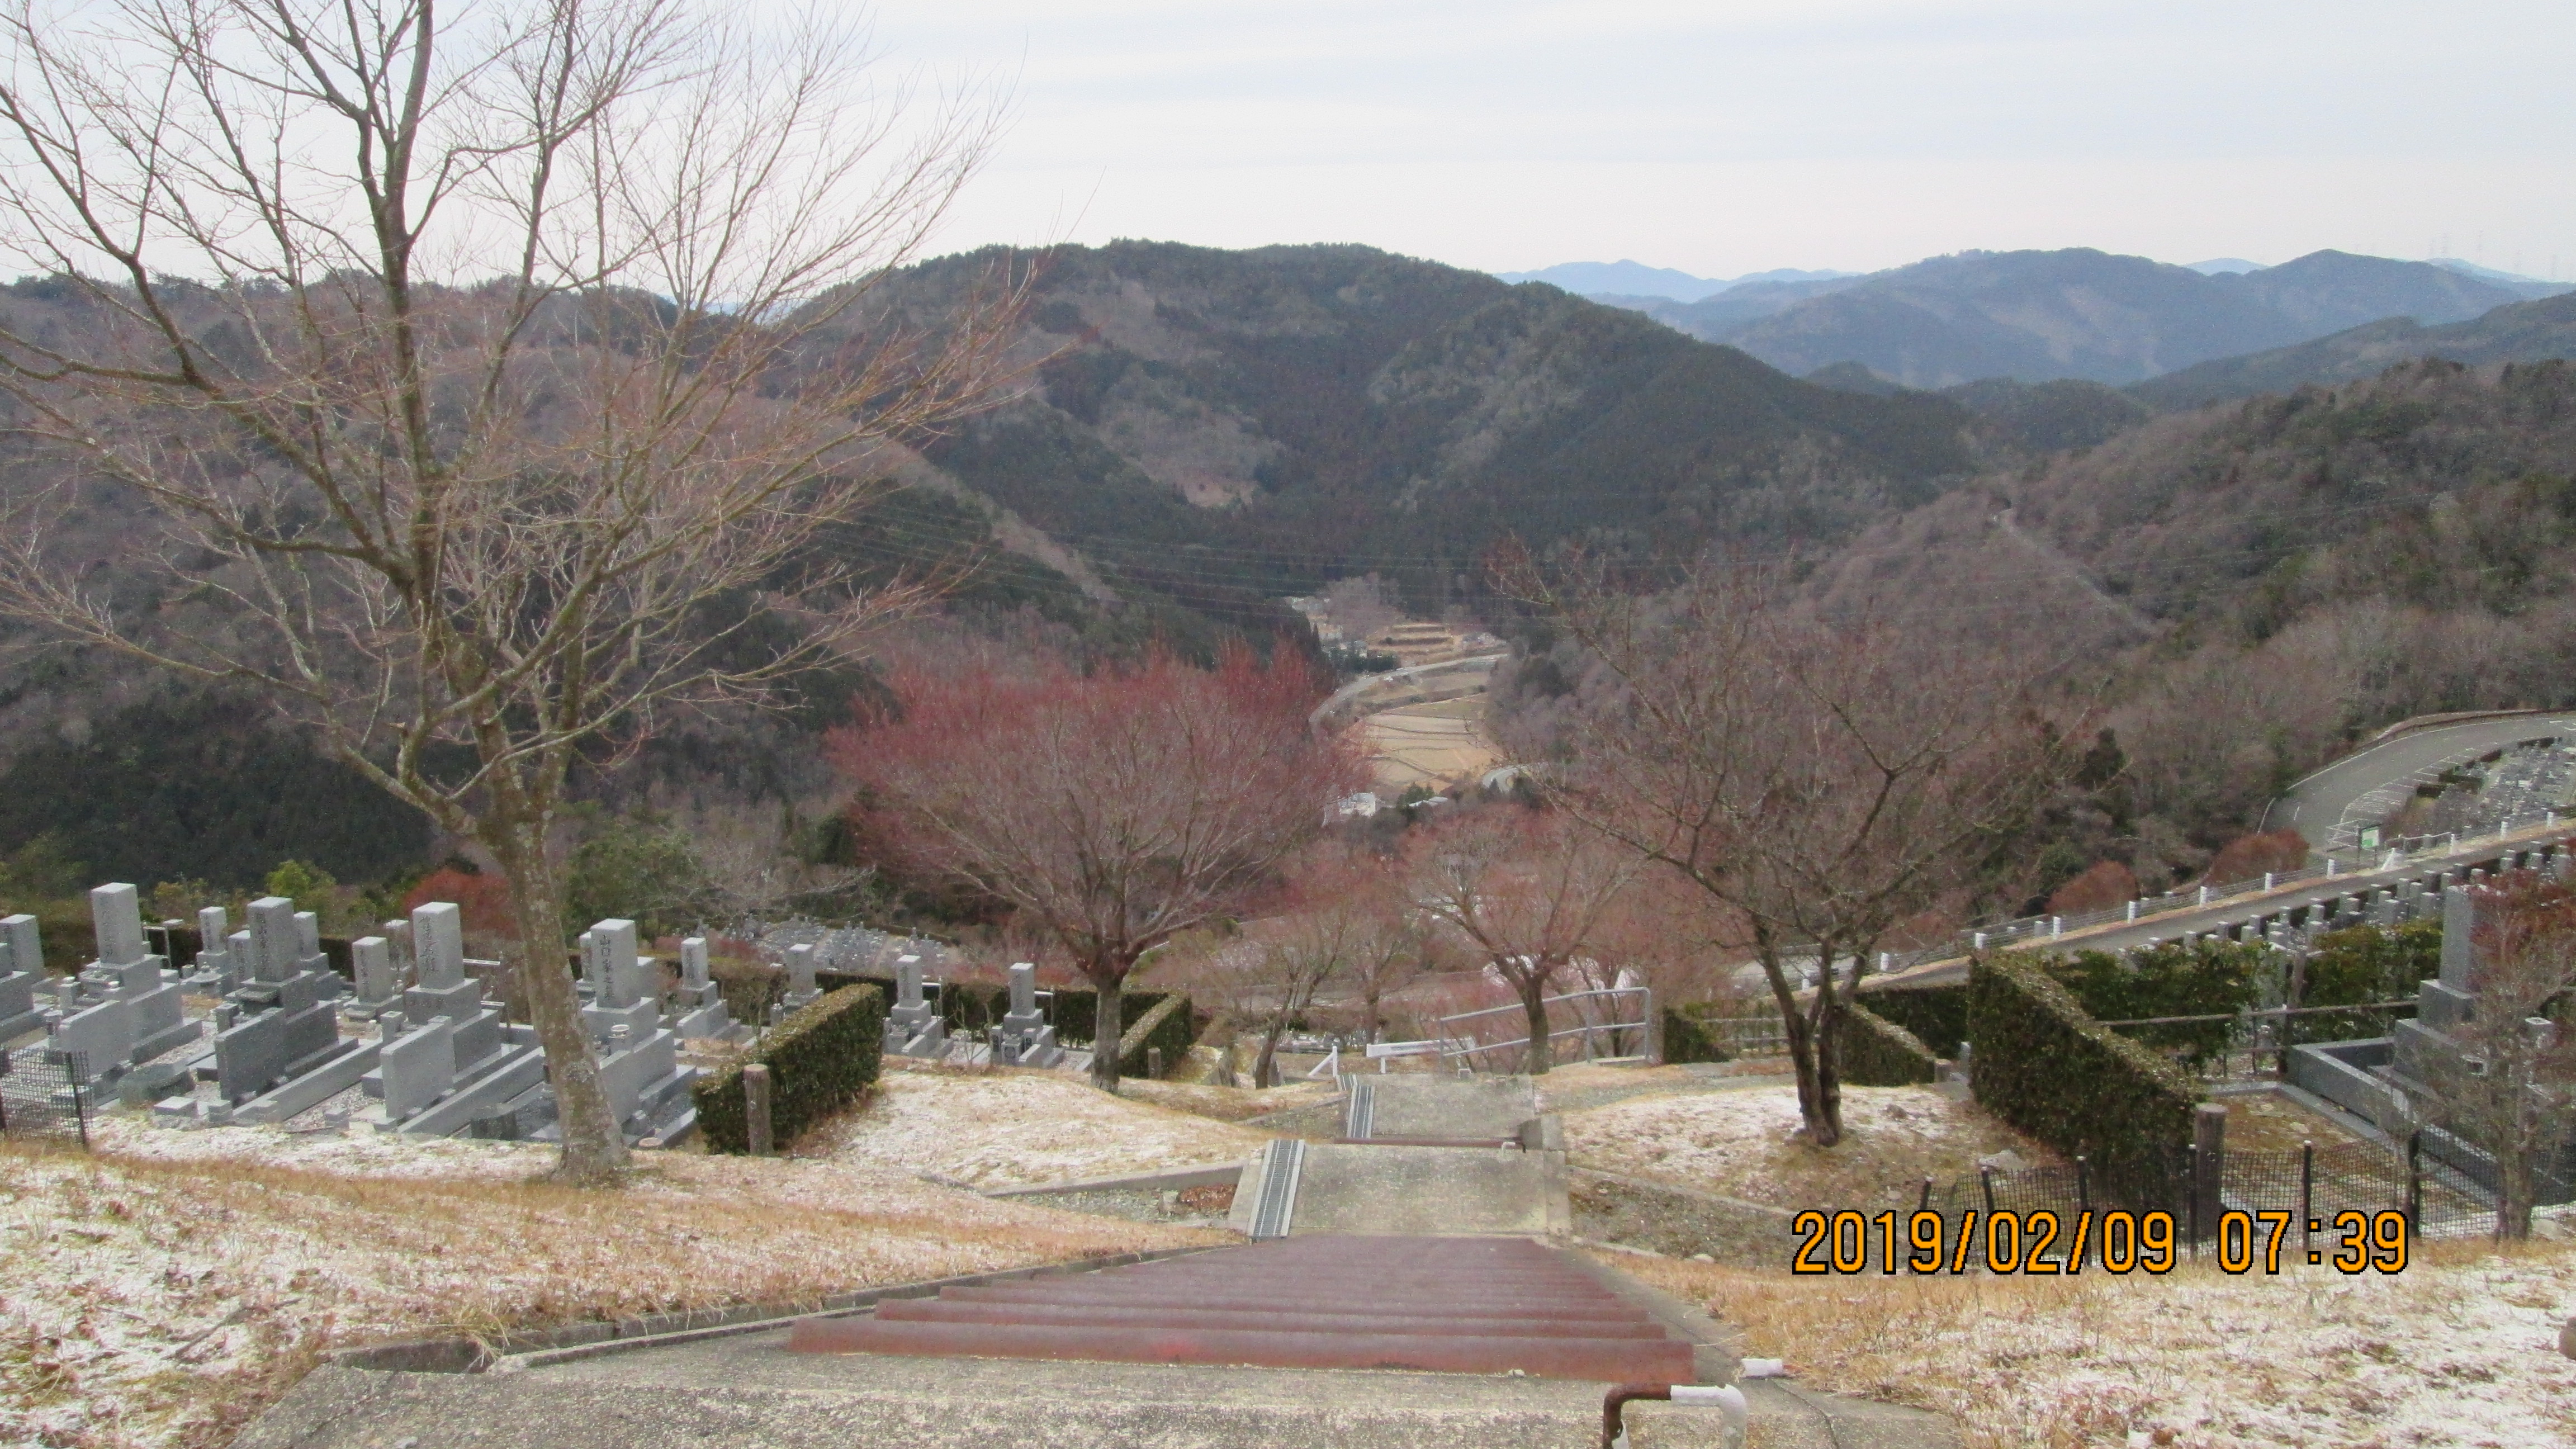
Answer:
[0,883,755,1147]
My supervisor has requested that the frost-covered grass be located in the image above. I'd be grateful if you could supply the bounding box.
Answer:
[1562,1082,2055,1209]
[809,1062,1277,1187]
[1,1118,1217,1449]
[1617,1237,2576,1448]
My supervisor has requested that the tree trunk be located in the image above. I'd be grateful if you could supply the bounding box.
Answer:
[486,819,628,1183]
[1256,1028,1283,1090]
[1519,973,1552,1076]
[1758,940,1835,1145]
[1808,954,1846,1147]
[2497,1116,2535,1240]
[1089,964,1126,1091]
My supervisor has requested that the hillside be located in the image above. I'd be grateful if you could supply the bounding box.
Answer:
[870,242,1981,606]
[1802,356,2576,891]
[1614,248,2538,389]
[2133,291,2576,409]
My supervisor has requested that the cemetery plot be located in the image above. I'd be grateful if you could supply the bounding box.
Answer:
[0,1128,1214,1449]
[1561,1082,2057,1213]
[1616,1238,2576,1449]
[815,1067,1273,1189]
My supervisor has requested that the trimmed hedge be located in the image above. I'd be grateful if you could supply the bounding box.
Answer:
[1660,1007,1732,1065]
[694,983,884,1153]
[1838,1003,1938,1085]
[2039,940,2261,1069]
[1855,982,1967,1060]
[1115,992,1195,1077]
[1967,954,2198,1204]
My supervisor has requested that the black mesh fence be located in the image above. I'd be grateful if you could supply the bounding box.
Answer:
[0,1045,92,1147]
[1899,1134,2492,1267]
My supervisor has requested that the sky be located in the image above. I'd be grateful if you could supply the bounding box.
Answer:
[869,0,2576,280]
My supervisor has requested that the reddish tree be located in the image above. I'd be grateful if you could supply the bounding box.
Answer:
[1408,806,1640,1074]
[2047,860,2141,917]
[401,869,520,942]
[832,645,1359,1088]
[2203,829,2310,888]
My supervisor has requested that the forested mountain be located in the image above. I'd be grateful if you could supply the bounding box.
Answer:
[2132,292,2576,409]
[872,242,1982,608]
[1602,249,2542,389]
[1796,357,2576,895]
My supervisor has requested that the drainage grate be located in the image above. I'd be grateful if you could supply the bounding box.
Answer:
[1248,1137,1305,1240]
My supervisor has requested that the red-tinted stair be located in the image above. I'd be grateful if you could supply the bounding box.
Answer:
[788,1234,1694,1382]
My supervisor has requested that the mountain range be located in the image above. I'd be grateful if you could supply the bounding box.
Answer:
[868,242,1980,611]
[1579,249,2559,390]
[1493,260,1857,302]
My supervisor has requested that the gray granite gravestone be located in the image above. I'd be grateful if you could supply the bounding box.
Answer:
[992,962,1061,1068]
[0,913,42,1043]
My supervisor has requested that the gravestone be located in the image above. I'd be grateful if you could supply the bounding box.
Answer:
[182,907,234,991]
[358,901,546,1134]
[378,1014,458,1120]
[992,962,1061,1068]
[668,936,747,1042]
[209,893,368,1119]
[344,935,401,1019]
[62,884,199,1072]
[580,919,661,1043]
[0,913,43,1043]
[553,918,698,1143]
[883,954,947,1058]
[779,943,822,1017]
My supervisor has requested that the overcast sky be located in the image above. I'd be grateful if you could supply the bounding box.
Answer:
[872,0,2576,280]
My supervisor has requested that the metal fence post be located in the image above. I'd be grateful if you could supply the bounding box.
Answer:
[2406,1130,2423,1240]
[2300,1141,2314,1262]
[2075,1156,2090,1220]
[1980,1166,1996,1216]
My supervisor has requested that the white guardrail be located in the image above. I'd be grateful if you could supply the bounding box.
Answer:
[1868,808,2572,976]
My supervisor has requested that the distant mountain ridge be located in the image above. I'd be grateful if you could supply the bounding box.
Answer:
[1493,260,1857,302]
[1602,248,2544,390]
[2132,291,2576,409]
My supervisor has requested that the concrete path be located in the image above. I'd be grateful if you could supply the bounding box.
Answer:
[232,1066,1962,1448]
[1284,1144,1569,1235]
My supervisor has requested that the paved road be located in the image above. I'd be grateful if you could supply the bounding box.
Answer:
[2260,712,2576,849]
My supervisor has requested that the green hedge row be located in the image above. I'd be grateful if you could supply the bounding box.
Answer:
[1838,1003,1938,1085]
[1114,992,1196,1076]
[1854,982,1967,1060]
[1660,1007,1732,1064]
[2297,921,2439,1043]
[694,983,884,1153]
[2038,940,2262,1069]
[1967,954,2198,1204]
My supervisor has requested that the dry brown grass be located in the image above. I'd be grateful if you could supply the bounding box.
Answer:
[1565,1084,2056,1212]
[2215,1089,2369,1153]
[0,1131,1215,1449]
[1608,1235,2576,1448]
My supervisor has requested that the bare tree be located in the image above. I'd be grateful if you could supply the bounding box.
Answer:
[834,645,1360,1090]
[2416,877,2576,1239]
[0,0,1017,1180]
[1510,551,2073,1142]
[1408,804,1639,1074]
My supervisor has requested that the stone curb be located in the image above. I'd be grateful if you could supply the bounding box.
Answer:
[986,1161,1251,1196]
